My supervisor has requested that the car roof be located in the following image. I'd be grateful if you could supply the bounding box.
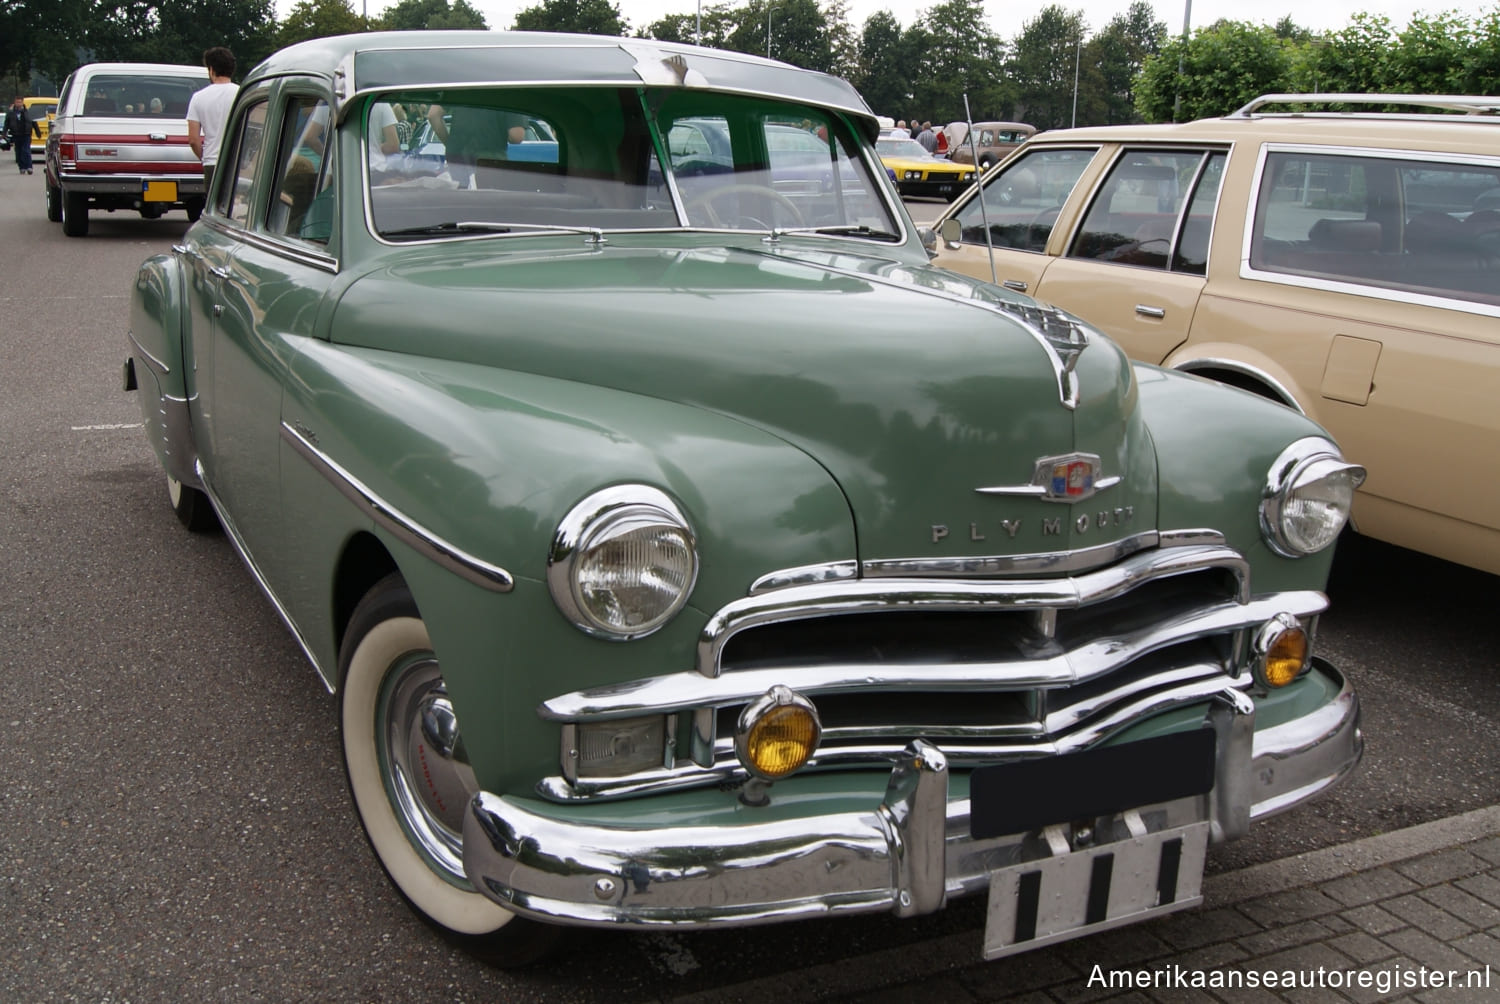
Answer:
[1027,96,1500,156]
[245,30,880,140]
[73,62,207,76]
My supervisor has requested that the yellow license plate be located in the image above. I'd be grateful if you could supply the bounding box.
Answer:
[142,180,178,202]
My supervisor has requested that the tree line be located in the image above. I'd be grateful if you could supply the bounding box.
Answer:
[5,1,1498,130]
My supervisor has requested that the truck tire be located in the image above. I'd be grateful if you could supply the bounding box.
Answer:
[61,189,88,237]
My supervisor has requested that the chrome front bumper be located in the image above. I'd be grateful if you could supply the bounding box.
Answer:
[463,661,1360,930]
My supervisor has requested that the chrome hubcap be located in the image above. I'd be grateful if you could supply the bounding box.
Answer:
[378,655,478,884]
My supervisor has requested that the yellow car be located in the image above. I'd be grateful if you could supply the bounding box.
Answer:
[875,135,974,201]
[25,97,57,153]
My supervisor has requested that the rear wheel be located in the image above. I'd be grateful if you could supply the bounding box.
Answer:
[45,179,62,222]
[339,574,564,967]
[61,189,88,237]
[185,197,204,222]
[167,474,217,532]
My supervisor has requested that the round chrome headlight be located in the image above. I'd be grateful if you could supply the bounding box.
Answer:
[1260,438,1366,557]
[548,486,698,640]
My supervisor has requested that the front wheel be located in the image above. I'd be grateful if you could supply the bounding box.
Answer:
[339,574,564,967]
[61,189,88,236]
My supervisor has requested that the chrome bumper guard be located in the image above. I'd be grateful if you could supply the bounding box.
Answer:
[463,662,1360,933]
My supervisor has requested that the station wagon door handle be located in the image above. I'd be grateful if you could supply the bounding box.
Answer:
[1135,304,1166,319]
[1003,279,1028,292]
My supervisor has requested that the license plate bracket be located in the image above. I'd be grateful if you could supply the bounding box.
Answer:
[982,820,1210,959]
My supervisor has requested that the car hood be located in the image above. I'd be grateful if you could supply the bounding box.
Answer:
[331,241,1157,565]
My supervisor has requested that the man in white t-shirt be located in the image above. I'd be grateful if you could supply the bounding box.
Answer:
[186,46,237,194]
[367,101,402,182]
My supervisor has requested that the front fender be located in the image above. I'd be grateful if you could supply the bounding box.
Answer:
[128,252,199,488]
[278,339,858,792]
[1135,363,1341,593]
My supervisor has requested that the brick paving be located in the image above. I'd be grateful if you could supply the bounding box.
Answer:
[668,807,1500,1004]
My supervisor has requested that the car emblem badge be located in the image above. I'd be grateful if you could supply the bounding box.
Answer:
[1035,453,1105,502]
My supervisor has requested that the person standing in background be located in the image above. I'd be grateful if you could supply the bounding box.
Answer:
[3,96,40,174]
[186,46,237,193]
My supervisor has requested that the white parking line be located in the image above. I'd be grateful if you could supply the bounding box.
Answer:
[71,423,144,431]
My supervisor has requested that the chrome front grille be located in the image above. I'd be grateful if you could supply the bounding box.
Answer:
[537,542,1329,802]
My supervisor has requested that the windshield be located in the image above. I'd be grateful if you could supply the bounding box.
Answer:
[877,137,935,161]
[366,87,898,241]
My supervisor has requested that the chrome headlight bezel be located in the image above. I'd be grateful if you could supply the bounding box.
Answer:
[1259,438,1367,558]
[547,485,699,640]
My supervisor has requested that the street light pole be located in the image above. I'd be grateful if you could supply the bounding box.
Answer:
[766,5,777,59]
[696,2,702,45]
[1173,0,1192,121]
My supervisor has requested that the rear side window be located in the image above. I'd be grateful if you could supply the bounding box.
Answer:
[1250,150,1500,308]
[1068,149,1224,272]
[952,148,1096,252]
[267,96,333,244]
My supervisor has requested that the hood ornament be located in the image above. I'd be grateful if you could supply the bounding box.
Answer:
[988,300,1090,408]
[976,452,1121,503]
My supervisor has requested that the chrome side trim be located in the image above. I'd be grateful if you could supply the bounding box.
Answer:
[126,330,170,377]
[539,590,1319,725]
[1159,528,1227,547]
[696,544,1250,678]
[280,422,515,593]
[196,460,334,691]
[749,560,859,595]
[863,531,1156,578]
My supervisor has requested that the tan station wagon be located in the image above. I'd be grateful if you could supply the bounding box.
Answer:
[929,94,1500,576]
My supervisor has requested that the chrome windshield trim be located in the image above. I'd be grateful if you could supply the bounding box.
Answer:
[693,544,1249,678]
[538,589,1317,724]
[280,422,514,593]
[749,560,859,595]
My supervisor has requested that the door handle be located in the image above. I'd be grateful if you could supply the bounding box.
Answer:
[1003,279,1028,292]
[1135,304,1166,319]
[210,266,231,280]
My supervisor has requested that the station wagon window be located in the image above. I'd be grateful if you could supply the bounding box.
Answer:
[219,99,268,226]
[1069,149,1224,271]
[1249,151,1500,307]
[951,148,1095,252]
[267,96,333,244]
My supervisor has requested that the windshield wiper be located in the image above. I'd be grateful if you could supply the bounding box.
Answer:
[382,221,513,239]
[768,224,902,242]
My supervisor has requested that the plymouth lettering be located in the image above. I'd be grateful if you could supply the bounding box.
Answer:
[932,507,1134,544]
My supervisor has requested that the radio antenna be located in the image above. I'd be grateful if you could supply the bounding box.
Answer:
[962,93,997,286]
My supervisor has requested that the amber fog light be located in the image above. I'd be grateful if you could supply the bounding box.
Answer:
[1254,613,1309,688]
[736,686,821,780]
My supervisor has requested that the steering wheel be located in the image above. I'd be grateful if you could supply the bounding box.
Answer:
[685,184,805,230]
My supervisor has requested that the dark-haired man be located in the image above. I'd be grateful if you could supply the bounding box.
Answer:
[186,47,237,194]
[3,96,41,174]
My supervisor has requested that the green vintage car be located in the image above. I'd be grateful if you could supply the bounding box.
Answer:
[125,31,1365,966]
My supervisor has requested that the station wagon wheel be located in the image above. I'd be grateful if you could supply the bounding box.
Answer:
[166,474,218,532]
[339,574,563,967]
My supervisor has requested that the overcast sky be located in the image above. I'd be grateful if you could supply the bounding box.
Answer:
[458,1,1497,37]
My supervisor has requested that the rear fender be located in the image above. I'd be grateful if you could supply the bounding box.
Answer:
[128,252,200,488]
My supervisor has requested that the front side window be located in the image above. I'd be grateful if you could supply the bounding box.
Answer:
[363,87,897,241]
[952,148,1096,253]
[221,99,268,225]
[1250,150,1500,307]
[1069,149,1222,270]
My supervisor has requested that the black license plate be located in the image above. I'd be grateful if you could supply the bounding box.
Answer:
[969,729,1216,840]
